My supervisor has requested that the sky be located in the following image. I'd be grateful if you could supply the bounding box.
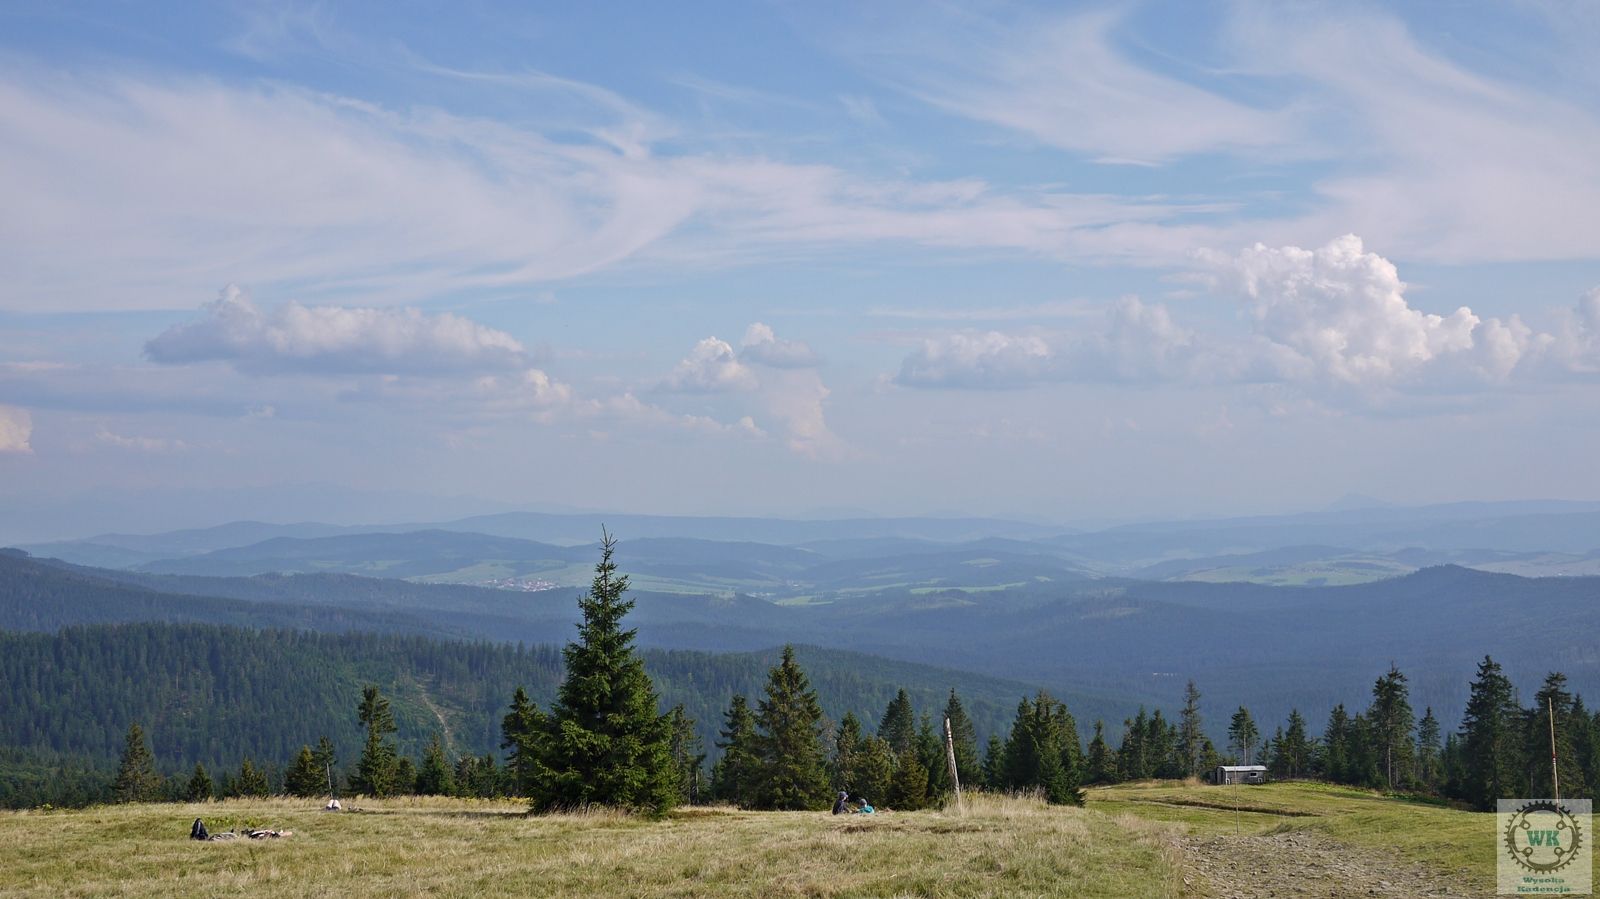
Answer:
[3,1,1600,536]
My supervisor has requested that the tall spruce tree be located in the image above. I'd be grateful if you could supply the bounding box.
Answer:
[285,745,325,797]
[501,686,545,797]
[981,734,1005,790]
[710,694,760,806]
[1458,655,1521,810]
[917,716,948,797]
[1369,664,1415,790]
[112,722,160,803]
[1178,680,1205,778]
[831,712,865,793]
[353,685,400,797]
[879,689,917,756]
[943,690,981,789]
[1227,707,1259,765]
[753,646,829,810]
[1415,707,1442,790]
[1279,710,1313,780]
[532,532,677,814]
[313,736,338,795]
[1528,672,1587,800]
[668,705,705,805]
[1085,720,1118,785]
[1321,704,1352,782]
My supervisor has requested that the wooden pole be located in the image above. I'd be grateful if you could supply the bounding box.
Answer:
[1548,696,1561,803]
[943,717,963,815]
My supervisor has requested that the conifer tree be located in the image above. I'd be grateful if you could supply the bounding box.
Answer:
[753,646,829,810]
[668,705,705,805]
[1084,720,1118,785]
[1001,692,1083,805]
[1177,680,1205,777]
[917,716,948,797]
[285,745,326,797]
[1458,655,1521,810]
[1118,708,1150,780]
[854,736,896,805]
[112,722,160,803]
[1368,664,1414,790]
[879,689,917,756]
[887,748,930,810]
[353,685,400,797]
[1265,726,1288,778]
[417,732,456,796]
[313,735,338,795]
[1279,709,1313,779]
[1321,704,1352,782]
[831,712,864,793]
[233,757,270,797]
[981,734,1005,790]
[710,694,760,806]
[1415,707,1442,789]
[1528,672,1587,799]
[394,757,417,795]
[1227,707,1259,765]
[532,532,678,815]
[185,762,214,802]
[943,689,981,787]
[501,686,544,797]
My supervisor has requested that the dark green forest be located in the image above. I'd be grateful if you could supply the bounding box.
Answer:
[0,622,1030,807]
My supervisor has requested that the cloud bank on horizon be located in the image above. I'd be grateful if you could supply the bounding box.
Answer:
[2,1,1599,521]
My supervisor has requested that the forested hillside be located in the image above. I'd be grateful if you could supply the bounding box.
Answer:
[0,622,1044,807]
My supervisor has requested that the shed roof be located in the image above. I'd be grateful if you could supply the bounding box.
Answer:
[1216,765,1267,772]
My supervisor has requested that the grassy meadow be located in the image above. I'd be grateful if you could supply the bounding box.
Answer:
[0,782,1506,898]
[0,793,1182,898]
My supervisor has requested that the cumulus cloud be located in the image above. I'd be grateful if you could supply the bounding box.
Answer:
[895,236,1600,398]
[739,323,819,368]
[660,337,758,393]
[1212,235,1481,384]
[0,405,32,454]
[146,286,528,375]
[656,329,843,456]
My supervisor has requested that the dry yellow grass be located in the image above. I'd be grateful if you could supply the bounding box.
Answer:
[0,793,1184,898]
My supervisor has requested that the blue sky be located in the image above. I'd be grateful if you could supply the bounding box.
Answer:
[3,1,1600,535]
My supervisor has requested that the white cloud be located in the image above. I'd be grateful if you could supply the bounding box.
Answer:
[864,9,1294,165]
[146,286,528,375]
[656,329,842,456]
[1212,235,1480,385]
[1225,7,1600,263]
[660,337,758,393]
[0,405,32,454]
[739,323,819,368]
[894,296,1205,389]
[1547,288,1600,375]
[0,68,1224,313]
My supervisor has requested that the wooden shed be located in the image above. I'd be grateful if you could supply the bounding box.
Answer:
[1212,765,1267,785]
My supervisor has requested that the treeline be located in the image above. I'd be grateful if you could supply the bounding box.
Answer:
[1082,661,1598,810]
[0,625,1024,808]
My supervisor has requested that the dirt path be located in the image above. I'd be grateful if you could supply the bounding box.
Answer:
[1182,830,1489,898]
